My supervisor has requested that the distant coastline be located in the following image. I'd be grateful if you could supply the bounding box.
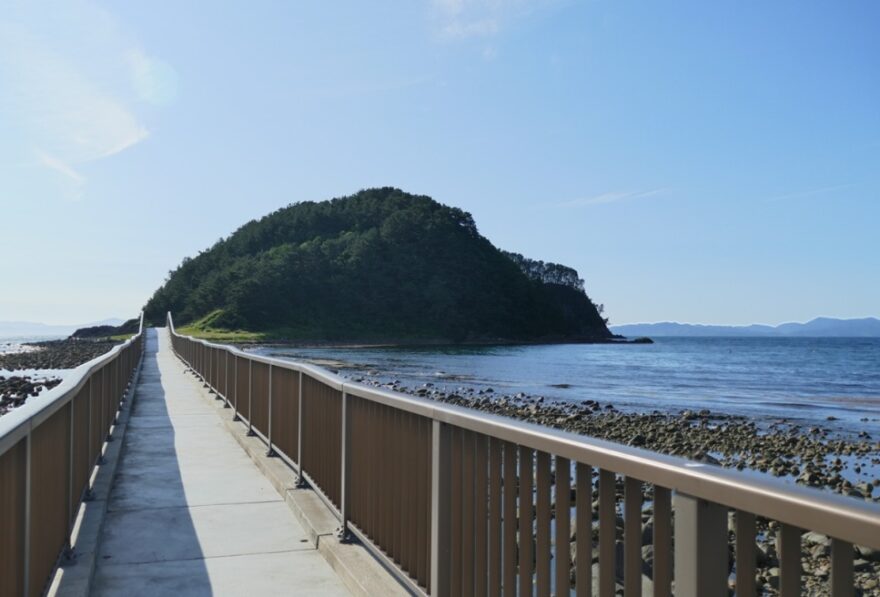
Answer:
[189,332,652,348]
[611,316,880,338]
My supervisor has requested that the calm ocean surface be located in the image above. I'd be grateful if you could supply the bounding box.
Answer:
[256,337,880,437]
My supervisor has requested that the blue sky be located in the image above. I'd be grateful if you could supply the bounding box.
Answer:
[1,0,878,326]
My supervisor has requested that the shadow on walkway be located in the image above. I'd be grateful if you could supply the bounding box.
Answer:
[91,328,347,596]
[93,327,211,594]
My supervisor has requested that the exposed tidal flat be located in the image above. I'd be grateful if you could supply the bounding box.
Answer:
[253,336,880,594]
[0,337,120,415]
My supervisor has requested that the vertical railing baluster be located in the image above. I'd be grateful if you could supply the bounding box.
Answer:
[451,428,462,593]
[67,398,75,554]
[224,351,230,408]
[653,486,672,597]
[518,446,533,597]
[576,462,592,597]
[502,442,517,597]
[247,359,254,436]
[535,451,551,597]
[673,493,728,597]
[112,359,118,424]
[85,379,92,498]
[267,365,275,456]
[395,410,404,566]
[625,476,643,597]
[23,429,32,597]
[462,430,475,597]
[778,524,801,596]
[830,538,853,597]
[599,469,616,596]
[296,371,305,485]
[474,433,488,596]
[489,439,503,596]
[735,510,756,597]
[339,390,351,541]
[420,417,430,588]
[555,457,571,597]
[405,414,416,579]
[430,420,452,597]
[232,355,240,422]
[103,366,110,443]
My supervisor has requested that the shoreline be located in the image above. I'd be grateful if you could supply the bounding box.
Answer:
[0,338,121,417]
[261,357,879,593]
[349,376,880,593]
[177,326,650,348]
[247,343,880,498]
[0,374,62,416]
[350,375,880,498]
[0,338,121,370]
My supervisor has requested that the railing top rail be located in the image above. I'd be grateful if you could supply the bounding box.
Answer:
[0,312,145,456]
[166,312,880,549]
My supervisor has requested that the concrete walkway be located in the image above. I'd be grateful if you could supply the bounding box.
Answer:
[92,328,349,596]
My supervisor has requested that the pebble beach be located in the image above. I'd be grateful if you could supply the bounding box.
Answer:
[333,367,880,594]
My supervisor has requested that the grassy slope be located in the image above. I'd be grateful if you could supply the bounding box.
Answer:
[110,333,136,341]
[174,309,268,342]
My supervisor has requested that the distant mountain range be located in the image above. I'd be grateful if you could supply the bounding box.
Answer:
[0,318,125,339]
[611,317,880,338]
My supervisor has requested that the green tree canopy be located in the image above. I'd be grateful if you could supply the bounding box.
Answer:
[144,188,611,343]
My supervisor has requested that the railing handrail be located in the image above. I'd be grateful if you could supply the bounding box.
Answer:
[0,313,145,456]
[166,313,880,550]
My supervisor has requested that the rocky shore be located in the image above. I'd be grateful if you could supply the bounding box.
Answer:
[0,376,62,416]
[0,339,120,417]
[348,376,880,595]
[0,339,120,371]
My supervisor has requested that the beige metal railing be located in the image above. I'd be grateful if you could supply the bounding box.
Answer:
[0,313,144,597]
[168,313,880,597]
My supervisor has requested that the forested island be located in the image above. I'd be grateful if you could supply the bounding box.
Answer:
[144,188,613,344]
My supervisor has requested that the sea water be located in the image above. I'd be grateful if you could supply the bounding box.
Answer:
[255,337,880,437]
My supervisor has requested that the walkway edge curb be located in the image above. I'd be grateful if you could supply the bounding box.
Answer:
[48,352,145,597]
[188,368,412,597]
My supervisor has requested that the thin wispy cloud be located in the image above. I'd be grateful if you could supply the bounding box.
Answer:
[34,150,86,201]
[766,184,855,203]
[127,49,179,106]
[0,1,173,198]
[558,188,671,208]
[430,0,560,40]
[35,151,86,185]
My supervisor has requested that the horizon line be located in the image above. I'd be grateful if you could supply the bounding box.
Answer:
[610,315,880,328]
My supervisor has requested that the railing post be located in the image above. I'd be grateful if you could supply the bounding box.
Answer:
[673,492,728,597]
[232,355,240,422]
[295,371,306,488]
[246,359,254,436]
[111,359,118,424]
[84,378,94,501]
[215,348,223,401]
[103,366,111,444]
[224,351,230,408]
[23,428,32,597]
[266,364,275,457]
[338,391,352,542]
[830,538,853,597]
[66,397,75,558]
[430,420,452,597]
[203,344,209,388]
